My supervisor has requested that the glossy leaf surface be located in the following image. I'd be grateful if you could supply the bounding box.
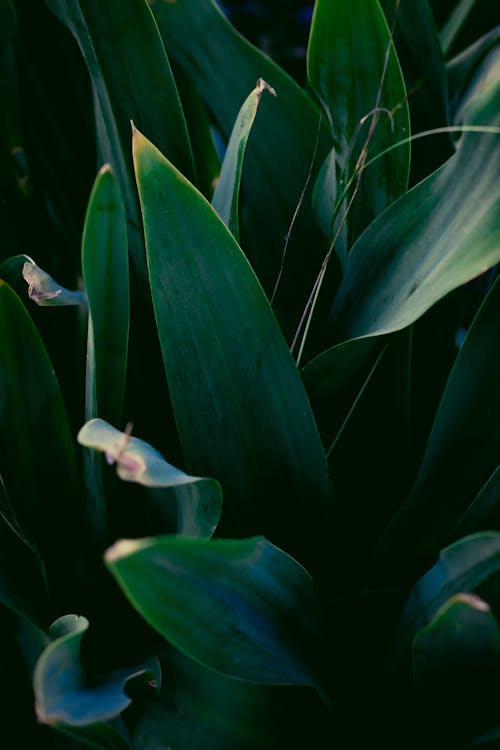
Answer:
[106,535,320,686]
[133,128,333,569]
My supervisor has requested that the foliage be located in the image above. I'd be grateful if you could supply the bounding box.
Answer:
[0,1,499,748]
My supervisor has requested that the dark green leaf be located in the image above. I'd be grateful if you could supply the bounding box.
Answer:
[447,28,500,119]
[132,647,328,750]
[133,128,333,570]
[451,465,500,541]
[34,614,160,727]
[150,0,332,340]
[440,0,480,56]
[301,337,384,452]
[389,532,500,667]
[106,535,321,687]
[331,71,500,342]
[212,78,276,242]
[380,0,453,182]
[308,0,410,261]
[82,165,129,425]
[45,0,195,267]
[0,281,81,599]
[372,271,500,585]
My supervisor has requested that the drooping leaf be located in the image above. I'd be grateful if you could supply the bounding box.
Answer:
[106,535,321,687]
[307,0,410,262]
[133,128,333,570]
[388,532,500,668]
[78,419,221,538]
[331,69,500,342]
[149,0,332,340]
[212,78,276,241]
[22,257,86,306]
[82,165,129,425]
[447,29,500,120]
[412,592,500,743]
[34,614,160,727]
[372,271,500,585]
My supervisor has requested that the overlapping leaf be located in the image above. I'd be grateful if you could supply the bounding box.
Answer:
[106,535,321,687]
[133,128,333,570]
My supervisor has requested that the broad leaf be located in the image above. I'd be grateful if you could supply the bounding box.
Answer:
[149,0,332,339]
[412,592,500,742]
[34,614,160,727]
[0,281,82,603]
[133,128,333,571]
[133,647,328,750]
[331,70,500,342]
[308,0,410,261]
[212,78,276,241]
[372,272,500,585]
[389,532,500,667]
[106,535,321,687]
[78,419,221,538]
[82,165,129,426]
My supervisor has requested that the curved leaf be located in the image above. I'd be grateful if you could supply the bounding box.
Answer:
[380,0,453,182]
[133,128,333,570]
[389,532,500,667]
[78,419,221,538]
[372,271,500,584]
[0,281,81,588]
[149,0,331,338]
[331,70,500,342]
[34,614,160,727]
[22,257,86,306]
[212,78,276,241]
[105,535,321,687]
[307,0,410,259]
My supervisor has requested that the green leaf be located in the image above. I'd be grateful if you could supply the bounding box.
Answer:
[412,592,500,741]
[56,723,133,750]
[133,128,333,570]
[22,257,86,306]
[78,419,221,538]
[34,614,160,727]
[44,0,195,264]
[389,532,500,668]
[301,337,384,452]
[212,78,276,242]
[413,592,500,687]
[105,535,321,687]
[82,165,129,426]
[451,465,500,542]
[149,0,331,339]
[447,28,500,119]
[307,0,410,261]
[372,271,500,585]
[440,0,479,57]
[331,71,500,342]
[380,0,453,182]
[0,281,81,595]
[133,648,328,750]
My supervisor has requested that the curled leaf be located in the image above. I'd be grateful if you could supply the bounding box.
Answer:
[22,258,86,307]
